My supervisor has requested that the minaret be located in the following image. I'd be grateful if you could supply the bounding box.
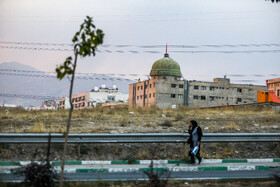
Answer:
[164,43,169,57]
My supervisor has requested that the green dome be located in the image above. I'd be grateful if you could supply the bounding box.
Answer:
[150,53,182,77]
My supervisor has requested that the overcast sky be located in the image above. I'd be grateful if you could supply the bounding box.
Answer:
[0,0,279,85]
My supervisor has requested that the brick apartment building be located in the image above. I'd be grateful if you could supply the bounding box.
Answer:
[266,78,280,100]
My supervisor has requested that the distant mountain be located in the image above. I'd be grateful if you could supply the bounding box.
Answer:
[0,62,134,107]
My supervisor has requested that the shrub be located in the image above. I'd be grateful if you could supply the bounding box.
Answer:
[160,120,173,127]
[30,122,47,133]
[22,162,58,187]
[80,145,89,155]
[175,113,184,121]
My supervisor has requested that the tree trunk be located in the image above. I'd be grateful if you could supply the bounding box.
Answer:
[58,52,78,187]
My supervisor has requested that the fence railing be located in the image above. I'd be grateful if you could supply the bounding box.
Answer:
[0,133,279,144]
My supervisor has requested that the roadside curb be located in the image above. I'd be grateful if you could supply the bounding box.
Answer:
[4,165,280,174]
[0,158,279,166]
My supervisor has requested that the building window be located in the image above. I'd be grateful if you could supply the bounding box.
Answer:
[210,86,214,91]
[140,96,143,99]
[82,102,85,107]
[107,95,115,101]
[149,94,151,98]
[201,96,206,100]
[237,98,242,102]
[137,96,139,100]
[194,85,199,90]
[82,96,85,101]
[277,90,279,96]
[150,84,152,88]
[193,95,198,99]
[171,84,176,88]
[153,82,155,87]
[179,84,184,88]
[201,86,206,90]
[153,93,156,97]
[137,86,139,90]
[171,94,176,98]
[141,86,143,90]
[237,88,242,93]
[178,94,183,99]
[210,96,214,101]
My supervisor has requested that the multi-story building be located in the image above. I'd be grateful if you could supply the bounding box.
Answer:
[41,100,58,110]
[59,85,128,110]
[129,52,186,109]
[266,78,280,100]
[129,52,268,109]
[187,77,267,108]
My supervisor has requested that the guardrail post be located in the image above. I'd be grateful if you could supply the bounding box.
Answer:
[77,144,81,160]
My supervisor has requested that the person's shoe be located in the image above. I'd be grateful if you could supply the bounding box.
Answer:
[188,162,195,165]
[198,157,203,165]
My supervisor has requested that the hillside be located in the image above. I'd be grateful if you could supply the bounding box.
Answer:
[0,62,134,107]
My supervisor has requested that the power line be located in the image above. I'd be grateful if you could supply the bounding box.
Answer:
[1,45,280,53]
[0,93,60,100]
[0,46,72,51]
[0,68,149,77]
[0,68,279,78]
[1,41,280,48]
[0,72,135,82]
[0,41,72,47]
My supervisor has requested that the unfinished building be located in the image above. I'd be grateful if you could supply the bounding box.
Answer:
[128,52,267,109]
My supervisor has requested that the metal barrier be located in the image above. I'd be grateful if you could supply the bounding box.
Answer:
[0,133,279,144]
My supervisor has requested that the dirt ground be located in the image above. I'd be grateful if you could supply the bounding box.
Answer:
[0,105,279,161]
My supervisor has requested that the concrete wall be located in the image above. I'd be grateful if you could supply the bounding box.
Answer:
[155,76,185,109]
[188,78,267,108]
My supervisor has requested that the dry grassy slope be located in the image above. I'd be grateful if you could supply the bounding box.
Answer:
[0,105,279,134]
[0,106,279,161]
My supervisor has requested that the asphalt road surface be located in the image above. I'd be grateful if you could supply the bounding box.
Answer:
[1,170,279,182]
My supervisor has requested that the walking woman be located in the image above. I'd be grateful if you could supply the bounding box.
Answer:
[187,120,203,165]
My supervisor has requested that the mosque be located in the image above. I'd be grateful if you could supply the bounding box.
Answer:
[128,50,267,109]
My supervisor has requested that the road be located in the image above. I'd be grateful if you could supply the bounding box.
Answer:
[1,170,279,182]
